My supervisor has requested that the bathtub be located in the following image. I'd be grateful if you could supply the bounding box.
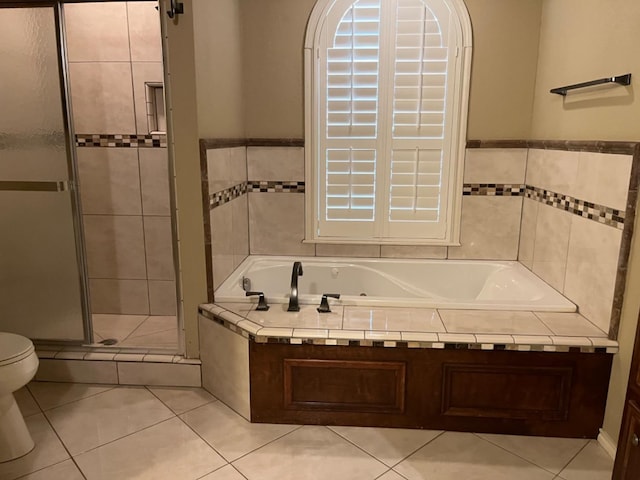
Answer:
[215,256,576,312]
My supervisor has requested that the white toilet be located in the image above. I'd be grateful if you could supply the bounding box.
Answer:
[0,332,39,462]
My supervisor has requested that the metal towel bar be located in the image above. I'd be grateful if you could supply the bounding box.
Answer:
[550,73,632,96]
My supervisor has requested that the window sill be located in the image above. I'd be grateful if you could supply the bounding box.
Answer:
[302,238,461,247]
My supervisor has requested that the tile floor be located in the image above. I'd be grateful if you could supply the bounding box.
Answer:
[4,382,614,480]
[91,315,178,349]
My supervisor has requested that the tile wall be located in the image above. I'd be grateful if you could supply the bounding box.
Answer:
[204,147,250,292]
[66,2,176,315]
[518,149,632,333]
[204,145,528,288]
[204,142,636,338]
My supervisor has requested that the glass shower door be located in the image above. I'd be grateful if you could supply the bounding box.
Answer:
[0,5,89,342]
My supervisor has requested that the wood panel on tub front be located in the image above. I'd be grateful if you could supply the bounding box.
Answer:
[250,342,612,438]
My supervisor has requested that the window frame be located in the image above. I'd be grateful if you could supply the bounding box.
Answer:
[304,0,473,245]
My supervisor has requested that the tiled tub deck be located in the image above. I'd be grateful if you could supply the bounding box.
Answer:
[200,303,618,353]
[199,302,616,439]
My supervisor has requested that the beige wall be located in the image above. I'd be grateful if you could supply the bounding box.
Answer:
[241,0,316,138]
[465,0,542,139]
[531,0,640,141]
[162,0,207,357]
[215,0,543,139]
[193,0,245,138]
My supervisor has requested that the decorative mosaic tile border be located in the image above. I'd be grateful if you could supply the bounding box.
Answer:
[462,183,625,229]
[209,182,247,209]
[463,183,525,196]
[526,186,625,230]
[208,180,626,231]
[198,306,617,354]
[76,134,167,148]
[248,180,306,193]
[209,181,306,210]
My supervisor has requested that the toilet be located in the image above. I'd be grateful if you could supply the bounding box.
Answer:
[0,332,39,462]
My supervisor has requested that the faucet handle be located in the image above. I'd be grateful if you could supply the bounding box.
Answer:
[317,293,340,313]
[246,291,270,311]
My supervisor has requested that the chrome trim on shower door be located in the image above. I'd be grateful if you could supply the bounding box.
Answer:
[0,180,71,192]
[56,1,93,345]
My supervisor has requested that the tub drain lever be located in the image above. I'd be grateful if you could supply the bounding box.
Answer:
[317,293,340,313]
[246,291,270,311]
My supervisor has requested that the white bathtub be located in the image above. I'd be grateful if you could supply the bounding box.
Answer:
[215,256,576,312]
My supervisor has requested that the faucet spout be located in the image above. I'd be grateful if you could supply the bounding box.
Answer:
[287,261,303,312]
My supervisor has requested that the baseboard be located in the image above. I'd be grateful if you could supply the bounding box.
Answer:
[598,429,617,459]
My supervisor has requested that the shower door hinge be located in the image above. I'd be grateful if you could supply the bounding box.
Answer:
[167,0,184,19]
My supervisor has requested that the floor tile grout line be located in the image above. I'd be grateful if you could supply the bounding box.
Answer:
[387,430,448,469]
[390,468,411,480]
[324,425,402,468]
[373,468,394,480]
[144,385,219,416]
[555,439,591,478]
[471,432,585,476]
[19,388,43,419]
[193,463,232,480]
[224,424,307,465]
[229,464,251,480]
[471,432,553,473]
[11,458,81,480]
[40,411,88,480]
[27,382,119,414]
[195,464,250,480]
[68,415,178,459]
[40,387,177,458]
[173,408,236,463]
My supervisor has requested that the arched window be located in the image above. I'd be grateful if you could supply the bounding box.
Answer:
[304,0,472,244]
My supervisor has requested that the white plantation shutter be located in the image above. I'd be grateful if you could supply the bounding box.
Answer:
[385,0,455,238]
[319,0,382,237]
[314,0,467,241]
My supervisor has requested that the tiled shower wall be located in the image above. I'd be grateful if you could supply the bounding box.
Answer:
[204,142,636,337]
[518,149,632,333]
[66,2,176,315]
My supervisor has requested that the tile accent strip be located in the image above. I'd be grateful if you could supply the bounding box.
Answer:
[463,183,525,196]
[248,181,306,193]
[526,186,625,230]
[209,181,306,210]
[462,183,625,229]
[208,180,625,230]
[76,134,167,148]
[209,182,247,209]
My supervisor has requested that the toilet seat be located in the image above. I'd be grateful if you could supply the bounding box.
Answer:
[0,333,35,367]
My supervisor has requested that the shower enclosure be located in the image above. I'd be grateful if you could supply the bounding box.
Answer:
[0,1,180,351]
[0,4,88,342]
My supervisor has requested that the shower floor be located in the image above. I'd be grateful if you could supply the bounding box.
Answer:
[91,314,178,350]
